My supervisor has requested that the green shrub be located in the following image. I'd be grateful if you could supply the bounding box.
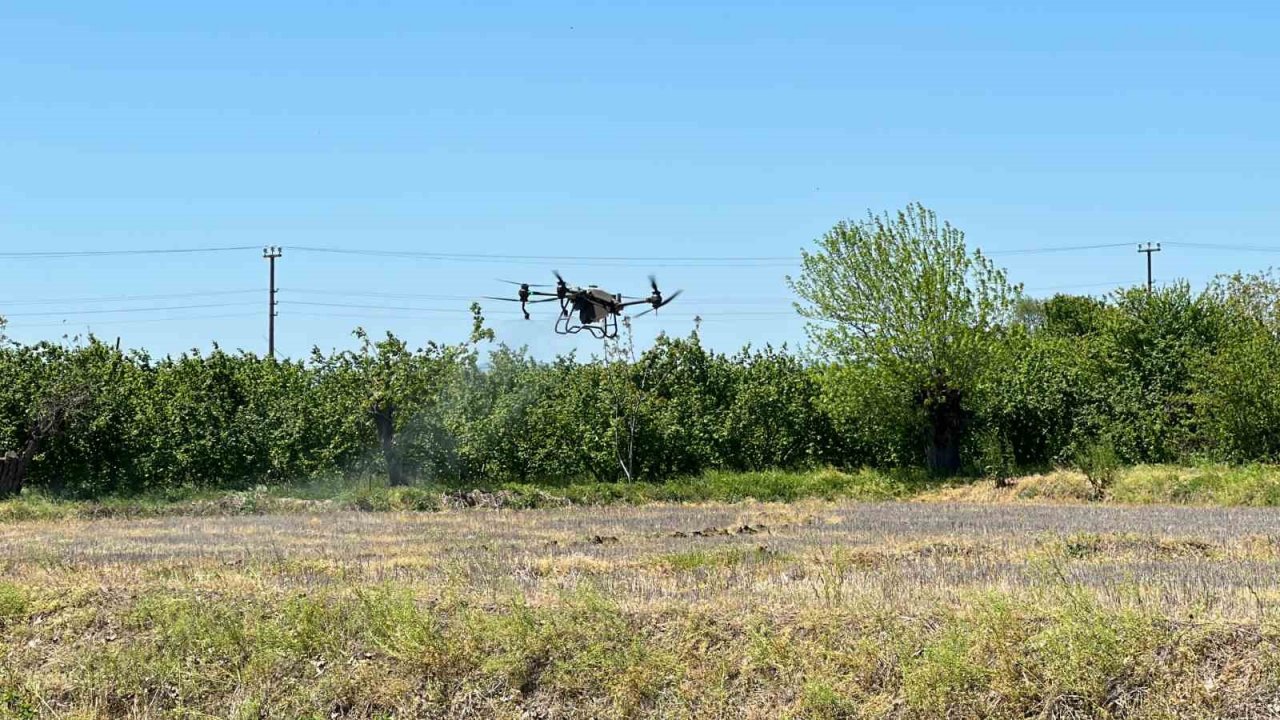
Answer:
[1075,437,1120,499]
[9,275,1280,500]
[0,581,28,624]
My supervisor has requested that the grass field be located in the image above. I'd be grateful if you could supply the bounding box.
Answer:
[5,495,1280,718]
[10,463,1280,524]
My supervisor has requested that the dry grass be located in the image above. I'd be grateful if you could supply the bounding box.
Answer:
[919,464,1280,506]
[5,499,1280,717]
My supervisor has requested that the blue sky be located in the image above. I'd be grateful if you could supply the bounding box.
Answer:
[2,1,1278,359]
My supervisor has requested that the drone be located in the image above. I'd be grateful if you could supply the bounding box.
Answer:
[486,272,683,339]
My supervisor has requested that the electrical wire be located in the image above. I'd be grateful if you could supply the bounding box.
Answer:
[0,246,261,258]
[283,301,793,318]
[0,241,1157,264]
[0,289,261,307]
[287,300,483,314]
[1023,280,1136,292]
[1,312,261,329]
[1165,241,1280,252]
[285,310,793,323]
[985,243,1133,256]
[285,288,795,305]
[289,246,797,267]
[286,309,523,320]
[0,302,260,318]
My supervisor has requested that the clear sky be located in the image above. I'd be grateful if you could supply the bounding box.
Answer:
[2,1,1278,359]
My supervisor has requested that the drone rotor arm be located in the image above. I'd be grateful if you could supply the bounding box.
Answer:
[482,295,558,303]
[633,289,683,317]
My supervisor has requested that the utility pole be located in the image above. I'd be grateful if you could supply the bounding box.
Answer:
[1138,242,1161,293]
[263,246,282,357]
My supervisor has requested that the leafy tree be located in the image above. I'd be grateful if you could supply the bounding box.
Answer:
[310,304,492,486]
[815,361,919,468]
[1194,321,1280,461]
[980,327,1098,467]
[1093,283,1223,462]
[1012,297,1046,332]
[1041,293,1108,337]
[789,203,1021,473]
[0,337,124,497]
[719,344,829,470]
[627,329,725,480]
[1193,271,1280,460]
[1204,268,1280,331]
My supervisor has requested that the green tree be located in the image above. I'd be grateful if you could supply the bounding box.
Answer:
[1205,268,1280,331]
[1041,293,1109,337]
[789,203,1021,473]
[1091,283,1222,462]
[980,327,1098,467]
[1193,270,1280,460]
[0,337,123,497]
[310,304,492,486]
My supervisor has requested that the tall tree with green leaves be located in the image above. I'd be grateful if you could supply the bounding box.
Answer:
[788,203,1021,473]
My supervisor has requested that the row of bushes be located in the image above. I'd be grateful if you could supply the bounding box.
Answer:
[4,276,1280,497]
[0,322,834,496]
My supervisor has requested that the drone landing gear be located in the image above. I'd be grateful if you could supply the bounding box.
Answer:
[555,311,619,339]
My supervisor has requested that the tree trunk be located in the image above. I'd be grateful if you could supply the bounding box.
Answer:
[0,428,49,499]
[1,387,91,498]
[925,430,961,475]
[371,399,407,487]
[920,375,966,476]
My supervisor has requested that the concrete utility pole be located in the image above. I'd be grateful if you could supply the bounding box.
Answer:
[263,246,282,357]
[1138,242,1161,293]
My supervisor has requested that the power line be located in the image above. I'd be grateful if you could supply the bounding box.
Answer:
[0,289,260,307]
[1,312,261,329]
[289,246,797,267]
[1165,241,1280,252]
[1024,279,1136,292]
[985,243,1133,256]
[286,309,792,323]
[288,309,522,320]
[0,241,1163,265]
[286,288,794,305]
[288,300,484,314]
[283,301,792,318]
[0,246,260,258]
[1,302,259,318]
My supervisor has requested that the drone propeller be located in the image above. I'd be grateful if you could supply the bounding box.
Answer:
[552,270,572,298]
[497,278,550,288]
[649,274,660,295]
[634,288,683,317]
[484,290,558,321]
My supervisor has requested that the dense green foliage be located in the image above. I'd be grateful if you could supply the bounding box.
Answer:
[10,206,1280,497]
[790,203,1021,472]
[0,325,842,496]
[6,269,1280,499]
